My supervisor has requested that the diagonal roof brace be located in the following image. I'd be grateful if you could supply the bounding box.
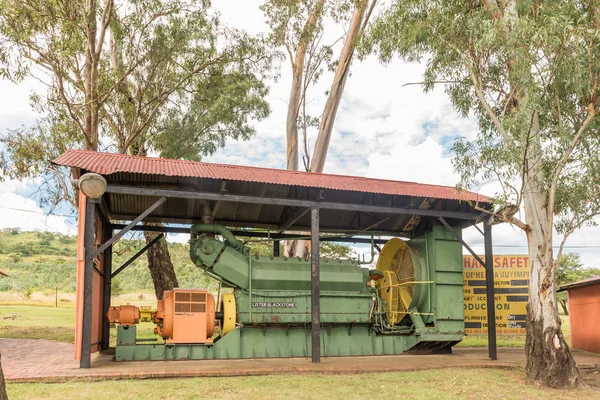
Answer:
[438,216,487,270]
[87,196,166,261]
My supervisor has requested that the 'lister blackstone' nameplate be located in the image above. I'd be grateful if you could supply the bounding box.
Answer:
[251,302,297,308]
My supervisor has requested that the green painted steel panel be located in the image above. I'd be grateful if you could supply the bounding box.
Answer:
[251,256,366,292]
[236,291,372,324]
[114,326,456,360]
[190,234,367,293]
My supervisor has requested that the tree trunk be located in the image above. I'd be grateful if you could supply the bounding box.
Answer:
[286,0,325,171]
[309,0,369,173]
[523,176,580,388]
[0,354,7,400]
[84,0,99,151]
[283,0,325,258]
[559,299,569,316]
[144,231,178,300]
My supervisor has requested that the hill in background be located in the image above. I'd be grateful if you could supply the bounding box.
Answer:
[0,228,217,296]
[0,229,355,298]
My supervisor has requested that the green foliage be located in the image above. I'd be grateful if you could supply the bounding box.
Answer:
[0,0,273,211]
[364,1,600,232]
[556,253,600,288]
[556,253,600,314]
[22,287,33,299]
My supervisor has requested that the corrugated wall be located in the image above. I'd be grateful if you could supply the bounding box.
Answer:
[568,284,600,353]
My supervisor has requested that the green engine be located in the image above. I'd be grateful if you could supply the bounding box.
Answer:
[189,223,465,355]
[112,223,465,361]
[190,224,372,326]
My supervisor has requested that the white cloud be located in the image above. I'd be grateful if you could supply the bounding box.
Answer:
[0,191,74,234]
[366,136,457,185]
[1,2,599,270]
[167,233,191,245]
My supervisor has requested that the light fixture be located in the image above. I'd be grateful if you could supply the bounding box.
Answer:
[78,173,107,199]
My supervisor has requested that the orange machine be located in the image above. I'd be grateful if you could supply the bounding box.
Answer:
[107,289,216,344]
[107,305,140,326]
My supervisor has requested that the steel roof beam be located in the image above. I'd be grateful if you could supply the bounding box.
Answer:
[110,223,391,244]
[105,185,482,221]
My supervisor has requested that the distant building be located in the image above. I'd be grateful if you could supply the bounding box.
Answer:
[559,276,600,353]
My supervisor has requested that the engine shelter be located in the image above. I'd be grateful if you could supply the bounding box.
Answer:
[53,149,497,368]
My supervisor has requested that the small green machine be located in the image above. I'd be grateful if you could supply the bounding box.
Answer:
[112,223,464,361]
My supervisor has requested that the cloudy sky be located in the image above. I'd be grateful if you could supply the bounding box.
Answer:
[1,1,598,268]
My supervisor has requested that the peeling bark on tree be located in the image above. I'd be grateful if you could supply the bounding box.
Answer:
[144,231,178,300]
[523,156,580,388]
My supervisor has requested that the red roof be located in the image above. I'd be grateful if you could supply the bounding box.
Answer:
[53,149,489,202]
[559,276,600,291]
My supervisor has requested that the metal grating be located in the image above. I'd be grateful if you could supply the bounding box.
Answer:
[175,303,190,313]
[191,292,206,303]
[191,303,206,313]
[175,292,190,302]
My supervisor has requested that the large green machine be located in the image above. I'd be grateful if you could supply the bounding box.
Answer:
[111,223,464,361]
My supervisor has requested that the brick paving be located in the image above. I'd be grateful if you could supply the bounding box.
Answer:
[2,338,600,383]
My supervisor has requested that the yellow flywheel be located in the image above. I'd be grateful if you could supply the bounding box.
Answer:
[220,293,236,336]
[375,238,416,324]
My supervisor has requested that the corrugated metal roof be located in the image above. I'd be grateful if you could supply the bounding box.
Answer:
[53,150,489,202]
[558,276,600,292]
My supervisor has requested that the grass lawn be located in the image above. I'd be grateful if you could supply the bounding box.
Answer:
[457,315,571,348]
[0,305,75,343]
[0,304,158,345]
[6,368,600,400]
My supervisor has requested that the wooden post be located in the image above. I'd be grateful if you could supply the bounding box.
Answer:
[310,207,320,363]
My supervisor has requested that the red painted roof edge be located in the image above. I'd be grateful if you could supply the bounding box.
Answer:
[558,275,600,292]
[53,149,491,203]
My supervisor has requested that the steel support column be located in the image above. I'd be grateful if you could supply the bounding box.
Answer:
[273,240,280,257]
[484,222,497,360]
[101,223,112,351]
[81,199,96,368]
[310,206,320,363]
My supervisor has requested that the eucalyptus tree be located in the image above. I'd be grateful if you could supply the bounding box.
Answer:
[0,0,272,299]
[262,0,376,257]
[364,0,600,388]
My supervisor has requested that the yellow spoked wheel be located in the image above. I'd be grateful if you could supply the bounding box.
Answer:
[376,238,416,324]
[220,293,236,336]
